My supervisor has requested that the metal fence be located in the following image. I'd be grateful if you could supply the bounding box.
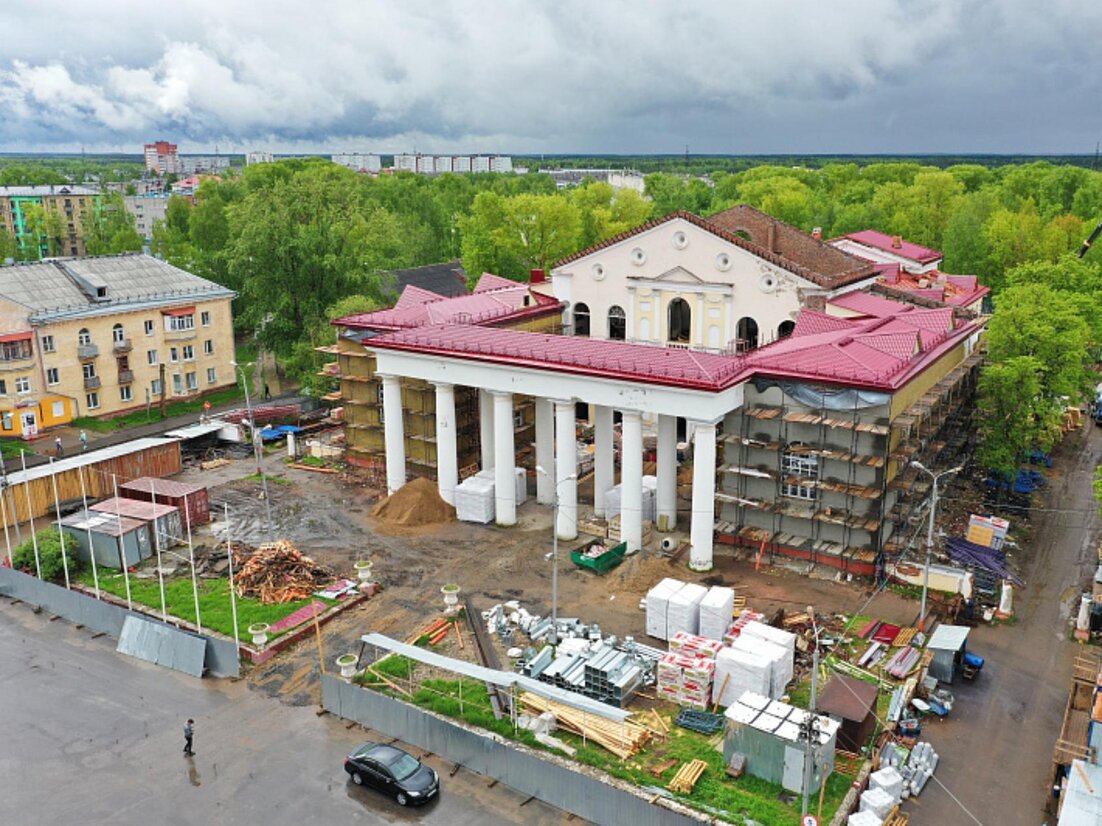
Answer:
[0,566,239,677]
[322,675,709,826]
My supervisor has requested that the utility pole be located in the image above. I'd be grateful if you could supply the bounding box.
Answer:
[800,712,822,819]
[911,461,963,631]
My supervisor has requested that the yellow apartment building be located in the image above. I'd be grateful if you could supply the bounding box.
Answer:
[0,184,98,260]
[0,254,237,437]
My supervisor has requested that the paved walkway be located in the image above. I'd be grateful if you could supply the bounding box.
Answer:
[904,423,1101,825]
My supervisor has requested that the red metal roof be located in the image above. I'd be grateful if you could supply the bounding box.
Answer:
[365,292,980,393]
[829,291,914,318]
[119,477,206,497]
[838,230,942,264]
[90,496,178,520]
[161,305,196,317]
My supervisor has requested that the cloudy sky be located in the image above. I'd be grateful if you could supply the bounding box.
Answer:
[1,0,1100,156]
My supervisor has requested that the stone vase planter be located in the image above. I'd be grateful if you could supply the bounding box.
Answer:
[248,623,270,646]
[336,653,359,679]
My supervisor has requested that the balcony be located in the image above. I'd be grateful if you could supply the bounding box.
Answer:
[118,369,134,384]
[164,328,197,342]
[112,338,132,353]
[84,375,101,390]
[77,343,99,360]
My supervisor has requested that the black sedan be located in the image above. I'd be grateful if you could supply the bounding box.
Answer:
[344,742,440,806]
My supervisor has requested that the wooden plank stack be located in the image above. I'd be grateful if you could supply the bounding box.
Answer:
[668,759,707,794]
[233,539,335,603]
[518,693,650,760]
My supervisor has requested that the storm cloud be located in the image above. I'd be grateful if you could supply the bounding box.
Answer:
[1,0,1099,154]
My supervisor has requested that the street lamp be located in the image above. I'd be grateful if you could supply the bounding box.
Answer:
[910,461,963,631]
[231,360,273,540]
[536,465,577,646]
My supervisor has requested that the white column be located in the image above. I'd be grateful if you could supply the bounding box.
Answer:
[657,414,677,531]
[593,405,614,519]
[381,374,406,495]
[554,400,578,540]
[620,410,643,554]
[479,388,495,471]
[493,391,516,526]
[535,398,554,505]
[434,382,458,505]
[690,421,717,571]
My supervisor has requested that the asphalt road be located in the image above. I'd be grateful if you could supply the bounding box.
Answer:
[0,600,574,826]
[904,423,1102,825]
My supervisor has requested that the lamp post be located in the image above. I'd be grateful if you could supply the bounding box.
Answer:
[537,465,577,646]
[911,461,963,631]
[231,360,273,540]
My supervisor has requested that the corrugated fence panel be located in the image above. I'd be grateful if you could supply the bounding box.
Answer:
[321,676,707,826]
[0,566,239,678]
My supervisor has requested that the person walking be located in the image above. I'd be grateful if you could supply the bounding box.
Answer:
[183,718,195,756]
[263,382,271,400]
[79,430,88,452]
[54,436,64,458]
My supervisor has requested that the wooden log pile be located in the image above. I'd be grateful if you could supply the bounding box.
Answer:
[232,539,335,603]
[518,693,650,760]
[668,759,707,794]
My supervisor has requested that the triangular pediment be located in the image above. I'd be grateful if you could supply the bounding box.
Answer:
[631,265,706,284]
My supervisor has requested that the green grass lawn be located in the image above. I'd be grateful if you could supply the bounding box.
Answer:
[77,570,334,639]
[358,660,850,826]
[0,438,32,459]
[73,385,247,433]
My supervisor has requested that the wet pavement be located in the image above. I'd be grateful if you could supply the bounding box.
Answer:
[903,423,1102,825]
[0,599,576,826]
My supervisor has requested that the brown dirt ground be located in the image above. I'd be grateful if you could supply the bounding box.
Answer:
[231,459,921,706]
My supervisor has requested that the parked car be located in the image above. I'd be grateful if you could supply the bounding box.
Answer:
[344,742,439,806]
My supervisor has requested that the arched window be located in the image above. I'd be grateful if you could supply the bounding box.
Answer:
[736,317,759,352]
[573,303,590,337]
[778,320,796,339]
[112,323,125,343]
[608,306,626,340]
[78,328,91,346]
[667,298,691,342]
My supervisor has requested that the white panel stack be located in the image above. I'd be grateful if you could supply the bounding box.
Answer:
[739,620,797,655]
[641,475,657,521]
[712,647,772,707]
[859,788,895,821]
[514,467,528,506]
[603,483,655,522]
[454,476,495,523]
[730,635,793,699]
[604,485,621,516]
[847,811,884,826]
[666,582,708,637]
[869,767,904,805]
[645,578,684,640]
[699,586,736,641]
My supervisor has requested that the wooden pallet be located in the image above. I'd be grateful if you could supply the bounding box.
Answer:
[668,759,707,794]
[882,805,909,825]
[892,626,919,647]
[732,596,747,615]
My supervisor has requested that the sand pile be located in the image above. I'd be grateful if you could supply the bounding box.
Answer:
[371,477,456,526]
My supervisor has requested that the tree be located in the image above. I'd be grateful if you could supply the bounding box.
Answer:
[460,192,582,279]
[986,283,1093,400]
[284,294,383,393]
[85,192,142,255]
[976,357,1061,475]
[12,528,79,583]
[1005,254,1102,339]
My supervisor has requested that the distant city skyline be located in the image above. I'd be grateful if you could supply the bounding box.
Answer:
[1,1,1100,156]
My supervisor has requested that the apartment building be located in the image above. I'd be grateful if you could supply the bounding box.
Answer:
[144,141,180,175]
[332,153,382,173]
[0,254,236,436]
[0,185,99,259]
[246,151,275,166]
[122,195,169,244]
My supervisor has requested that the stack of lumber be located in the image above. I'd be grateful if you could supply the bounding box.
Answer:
[668,759,707,794]
[233,539,335,603]
[518,693,650,759]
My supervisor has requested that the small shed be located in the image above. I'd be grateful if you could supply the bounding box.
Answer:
[927,624,970,684]
[119,477,210,527]
[58,509,152,569]
[90,497,183,548]
[817,675,879,752]
[723,691,839,796]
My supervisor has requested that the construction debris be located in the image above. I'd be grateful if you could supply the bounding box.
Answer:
[232,539,335,603]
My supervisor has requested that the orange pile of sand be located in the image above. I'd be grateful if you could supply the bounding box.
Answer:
[370,477,456,526]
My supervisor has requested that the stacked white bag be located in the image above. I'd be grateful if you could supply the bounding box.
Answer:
[711,646,772,707]
[859,787,895,821]
[738,621,796,697]
[868,766,904,804]
[847,811,883,826]
[645,578,684,640]
[698,586,735,641]
[454,475,495,523]
[666,582,708,637]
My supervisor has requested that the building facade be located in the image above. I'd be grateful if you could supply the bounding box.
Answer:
[0,254,237,436]
[246,151,275,166]
[332,153,382,173]
[143,141,180,175]
[123,195,169,244]
[0,185,99,260]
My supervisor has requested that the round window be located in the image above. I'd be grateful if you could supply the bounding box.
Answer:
[759,273,777,293]
[591,262,606,281]
[630,247,646,266]
[672,231,689,250]
[715,253,732,271]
